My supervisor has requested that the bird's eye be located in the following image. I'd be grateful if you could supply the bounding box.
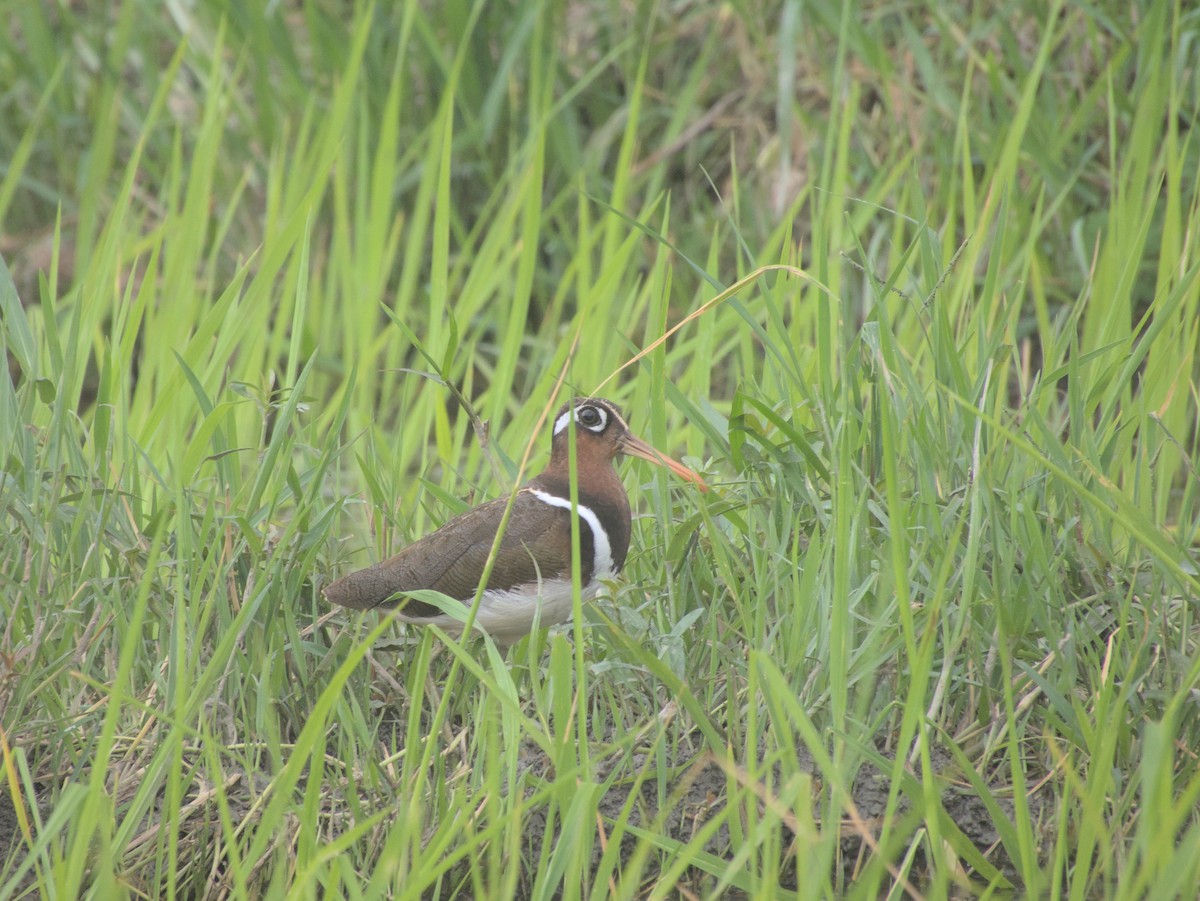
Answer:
[577,405,605,430]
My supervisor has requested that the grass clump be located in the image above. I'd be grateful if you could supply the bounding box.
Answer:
[2,0,1199,898]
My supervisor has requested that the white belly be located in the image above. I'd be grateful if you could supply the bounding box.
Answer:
[401,578,603,645]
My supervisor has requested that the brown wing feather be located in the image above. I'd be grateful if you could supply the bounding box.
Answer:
[323,489,574,612]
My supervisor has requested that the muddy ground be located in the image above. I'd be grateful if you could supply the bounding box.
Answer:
[0,728,1037,897]
[510,731,1035,897]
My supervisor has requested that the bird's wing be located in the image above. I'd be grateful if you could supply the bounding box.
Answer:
[323,489,579,613]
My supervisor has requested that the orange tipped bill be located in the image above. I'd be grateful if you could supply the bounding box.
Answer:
[620,434,709,492]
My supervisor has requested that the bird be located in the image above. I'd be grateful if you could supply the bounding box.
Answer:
[323,397,707,645]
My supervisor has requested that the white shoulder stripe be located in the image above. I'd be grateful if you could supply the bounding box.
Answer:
[528,488,615,578]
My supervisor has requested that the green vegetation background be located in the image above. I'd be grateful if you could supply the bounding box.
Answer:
[1,0,1198,897]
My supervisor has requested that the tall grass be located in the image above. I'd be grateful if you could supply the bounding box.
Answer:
[2,0,1198,897]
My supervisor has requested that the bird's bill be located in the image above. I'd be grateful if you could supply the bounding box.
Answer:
[620,434,709,492]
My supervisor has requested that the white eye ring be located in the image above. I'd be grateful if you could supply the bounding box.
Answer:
[577,405,607,431]
[554,404,608,436]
